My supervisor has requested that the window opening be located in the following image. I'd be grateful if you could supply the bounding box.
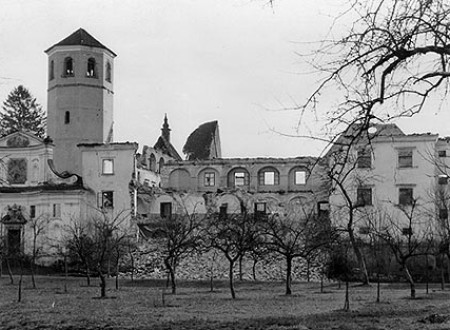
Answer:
[357,149,372,168]
[294,170,306,185]
[64,57,74,76]
[49,60,54,80]
[64,111,70,124]
[30,205,36,219]
[204,172,215,186]
[398,149,413,168]
[102,191,114,209]
[356,188,372,206]
[106,62,112,82]
[399,188,414,206]
[102,159,114,175]
[160,202,172,219]
[87,58,97,77]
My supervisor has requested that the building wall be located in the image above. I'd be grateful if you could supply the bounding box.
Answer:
[79,143,138,228]
[329,133,438,235]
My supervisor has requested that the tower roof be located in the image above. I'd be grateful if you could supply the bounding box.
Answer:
[45,28,116,56]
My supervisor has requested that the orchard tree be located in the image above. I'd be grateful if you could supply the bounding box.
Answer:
[300,0,450,139]
[149,214,204,294]
[206,212,264,299]
[265,208,332,295]
[1,85,46,138]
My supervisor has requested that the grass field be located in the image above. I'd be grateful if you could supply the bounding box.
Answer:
[1,275,450,329]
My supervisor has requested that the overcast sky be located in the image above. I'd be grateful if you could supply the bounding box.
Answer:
[1,0,449,158]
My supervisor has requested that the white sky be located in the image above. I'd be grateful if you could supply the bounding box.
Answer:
[1,0,449,158]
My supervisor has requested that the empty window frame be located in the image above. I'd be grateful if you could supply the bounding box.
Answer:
[402,227,413,236]
[29,205,36,219]
[258,168,279,186]
[204,172,215,186]
[398,149,413,168]
[52,203,61,217]
[357,149,372,168]
[356,187,372,206]
[87,58,97,77]
[439,150,447,158]
[440,208,448,220]
[102,159,114,175]
[438,175,448,185]
[64,111,70,124]
[399,187,414,206]
[294,170,307,185]
[102,191,114,209]
[149,154,156,172]
[234,171,249,186]
[64,57,74,76]
[160,202,172,219]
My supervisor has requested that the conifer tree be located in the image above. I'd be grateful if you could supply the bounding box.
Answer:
[1,85,46,138]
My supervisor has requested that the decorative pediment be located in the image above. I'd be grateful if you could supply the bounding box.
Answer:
[0,131,45,148]
[1,204,27,225]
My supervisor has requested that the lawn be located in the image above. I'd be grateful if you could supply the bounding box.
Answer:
[1,275,450,329]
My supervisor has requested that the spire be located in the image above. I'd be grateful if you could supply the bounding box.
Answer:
[162,114,171,142]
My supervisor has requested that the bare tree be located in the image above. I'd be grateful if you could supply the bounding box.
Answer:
[146,213,203,294]
[206,212,264,299]
[294,0,450,140]
[28,215,50,289]
[371,200,434,299]
[65,218,95,286]
[264,208,332,295]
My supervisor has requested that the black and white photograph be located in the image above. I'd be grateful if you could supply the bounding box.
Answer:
[1,1,450,329]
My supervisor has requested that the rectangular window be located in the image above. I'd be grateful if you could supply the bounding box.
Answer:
[439,176,448,185]
[254,202,267,220]
[52,203,61,217]
[399,188,413,206]
[439,208,448,220]
[402,227,413,236]
[102,159,114,175]
[160,202,172,219]
[357,149,372,168]
[30,205,36,219]
[318,202,329,219]
[235,172,246,186]
[356,188,372,206]
[439,150,447,158]
[219,204,227,220]
[204,172,215,186]
[294,171,306,185]
[264,172,275,185]
[102,191,114,209]
[398,149,413,168]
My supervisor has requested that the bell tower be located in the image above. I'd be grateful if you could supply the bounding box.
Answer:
[45,28,116,175]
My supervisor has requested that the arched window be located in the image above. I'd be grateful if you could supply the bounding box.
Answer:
[106,62,112,82]
[87,58,97,77]
[49,60,54,80]
[159,158,165,172]
[258,167,280,186]
[149,154,156,172]
[227,168,250,188]
[64,57,74,76]
[64,111,70,124]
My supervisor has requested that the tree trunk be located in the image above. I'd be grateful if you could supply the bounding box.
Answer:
[18,257,24,303]
[376,273,380,303]
[30,257,37,289]
[85,264,91,286]
[6,257,14,284]
[229,260,236,299]
[252,259,257,281]
[99,271,106,298]
[239,255,243,281]
[130,253,135,282]
[404,265,415,299]
[425,255,429,295]
[285,256,292,295]
[441,254,445,291]
[343,280,350,311]
[347,226,369,285]
[306,259,310,282]
[115,262,119,290]
[64,255,68,293]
